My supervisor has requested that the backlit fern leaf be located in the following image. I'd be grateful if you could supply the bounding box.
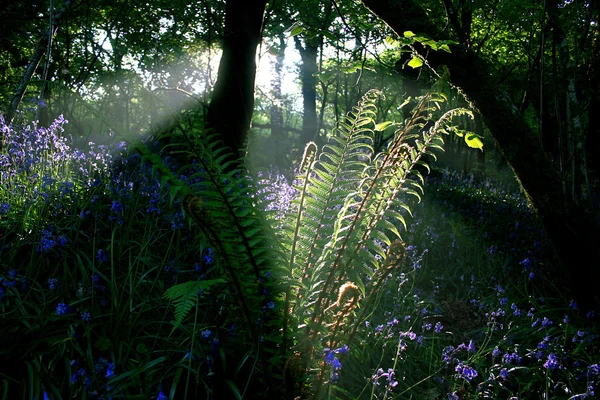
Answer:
[282,90,473,397]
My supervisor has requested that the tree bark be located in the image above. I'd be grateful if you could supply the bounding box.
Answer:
[6,0,73,125]
[360,0,600,311]
[206,0,268,162]
[295,37,320,146]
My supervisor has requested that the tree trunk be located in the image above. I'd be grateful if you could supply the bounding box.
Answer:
[270,34,287,168]
[295,37,320,146]
[5,0,73,125]
[360,0,600,312]
[206,0,268,162]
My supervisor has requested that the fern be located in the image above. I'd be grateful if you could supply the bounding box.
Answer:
[132,108,288,396]
[279,89,473,397]
[136,90,473,399]
[163,278,225,334]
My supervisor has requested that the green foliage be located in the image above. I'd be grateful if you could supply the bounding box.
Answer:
[163,279,225,333]
[139,89,473,398]
[277,89,472,397]
[135,107,288,396]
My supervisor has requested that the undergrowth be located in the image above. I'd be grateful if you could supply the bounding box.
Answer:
[0,89,598,400]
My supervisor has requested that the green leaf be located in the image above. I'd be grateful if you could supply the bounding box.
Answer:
[407,57,423,69]
[465,134,484,151]
[375,121,393,131]
[404,31,416,37]
[289,26,304,37]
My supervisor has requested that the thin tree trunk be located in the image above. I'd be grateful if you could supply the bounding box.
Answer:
[6,0,73,125]
[270,34,286,168]
[295,37,320,146]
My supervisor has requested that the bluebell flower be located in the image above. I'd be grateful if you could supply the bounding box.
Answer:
[105,362,115,378]
[56,302,68,315]
[81,311,91,322]
[37,229,56,253]
[511,303,521,316]
[543,353,560,370]
[0,202,9,215]
[570,300,578,310]
[336,344,349,354]
[499,368,509,380]
[324,349,335,364]
[330,371,340,382]
[157,390,168,400]
[434,321,443,333]
[372,368,399,388]
[541,317,553,328]
[456,364,478,381]
[48,278,59,290]
[332,357,342,370]
[203,248,214,265]
[43,391,50,400]
[97,249,108,262]
[200,329,212,340]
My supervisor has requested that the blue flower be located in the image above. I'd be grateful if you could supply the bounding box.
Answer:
[97,249,108,262]
[157,390,168,400]
[324,349,335,364]
[0,202,9,215]
[336,344,349,354]
[331,357,342,370]
[203,248,214,265]
[56,302,68,315]
[499,368,508,380]
[457,364,478,381]
[467,340,476,353]
[200,329,212,340]
[105,362,115,378]
[48,278,59,290]
[543,353,560,370]
[81,311,91,322]
[110,201,123,214]
[492,346,501,358]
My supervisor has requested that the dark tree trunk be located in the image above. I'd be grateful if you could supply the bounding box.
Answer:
[206,0,268,162]
[295,37,320,146]
[361,0,600,312]
[5,0,73,125]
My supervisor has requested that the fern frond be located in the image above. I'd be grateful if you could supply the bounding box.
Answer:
[163,278,225,334]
